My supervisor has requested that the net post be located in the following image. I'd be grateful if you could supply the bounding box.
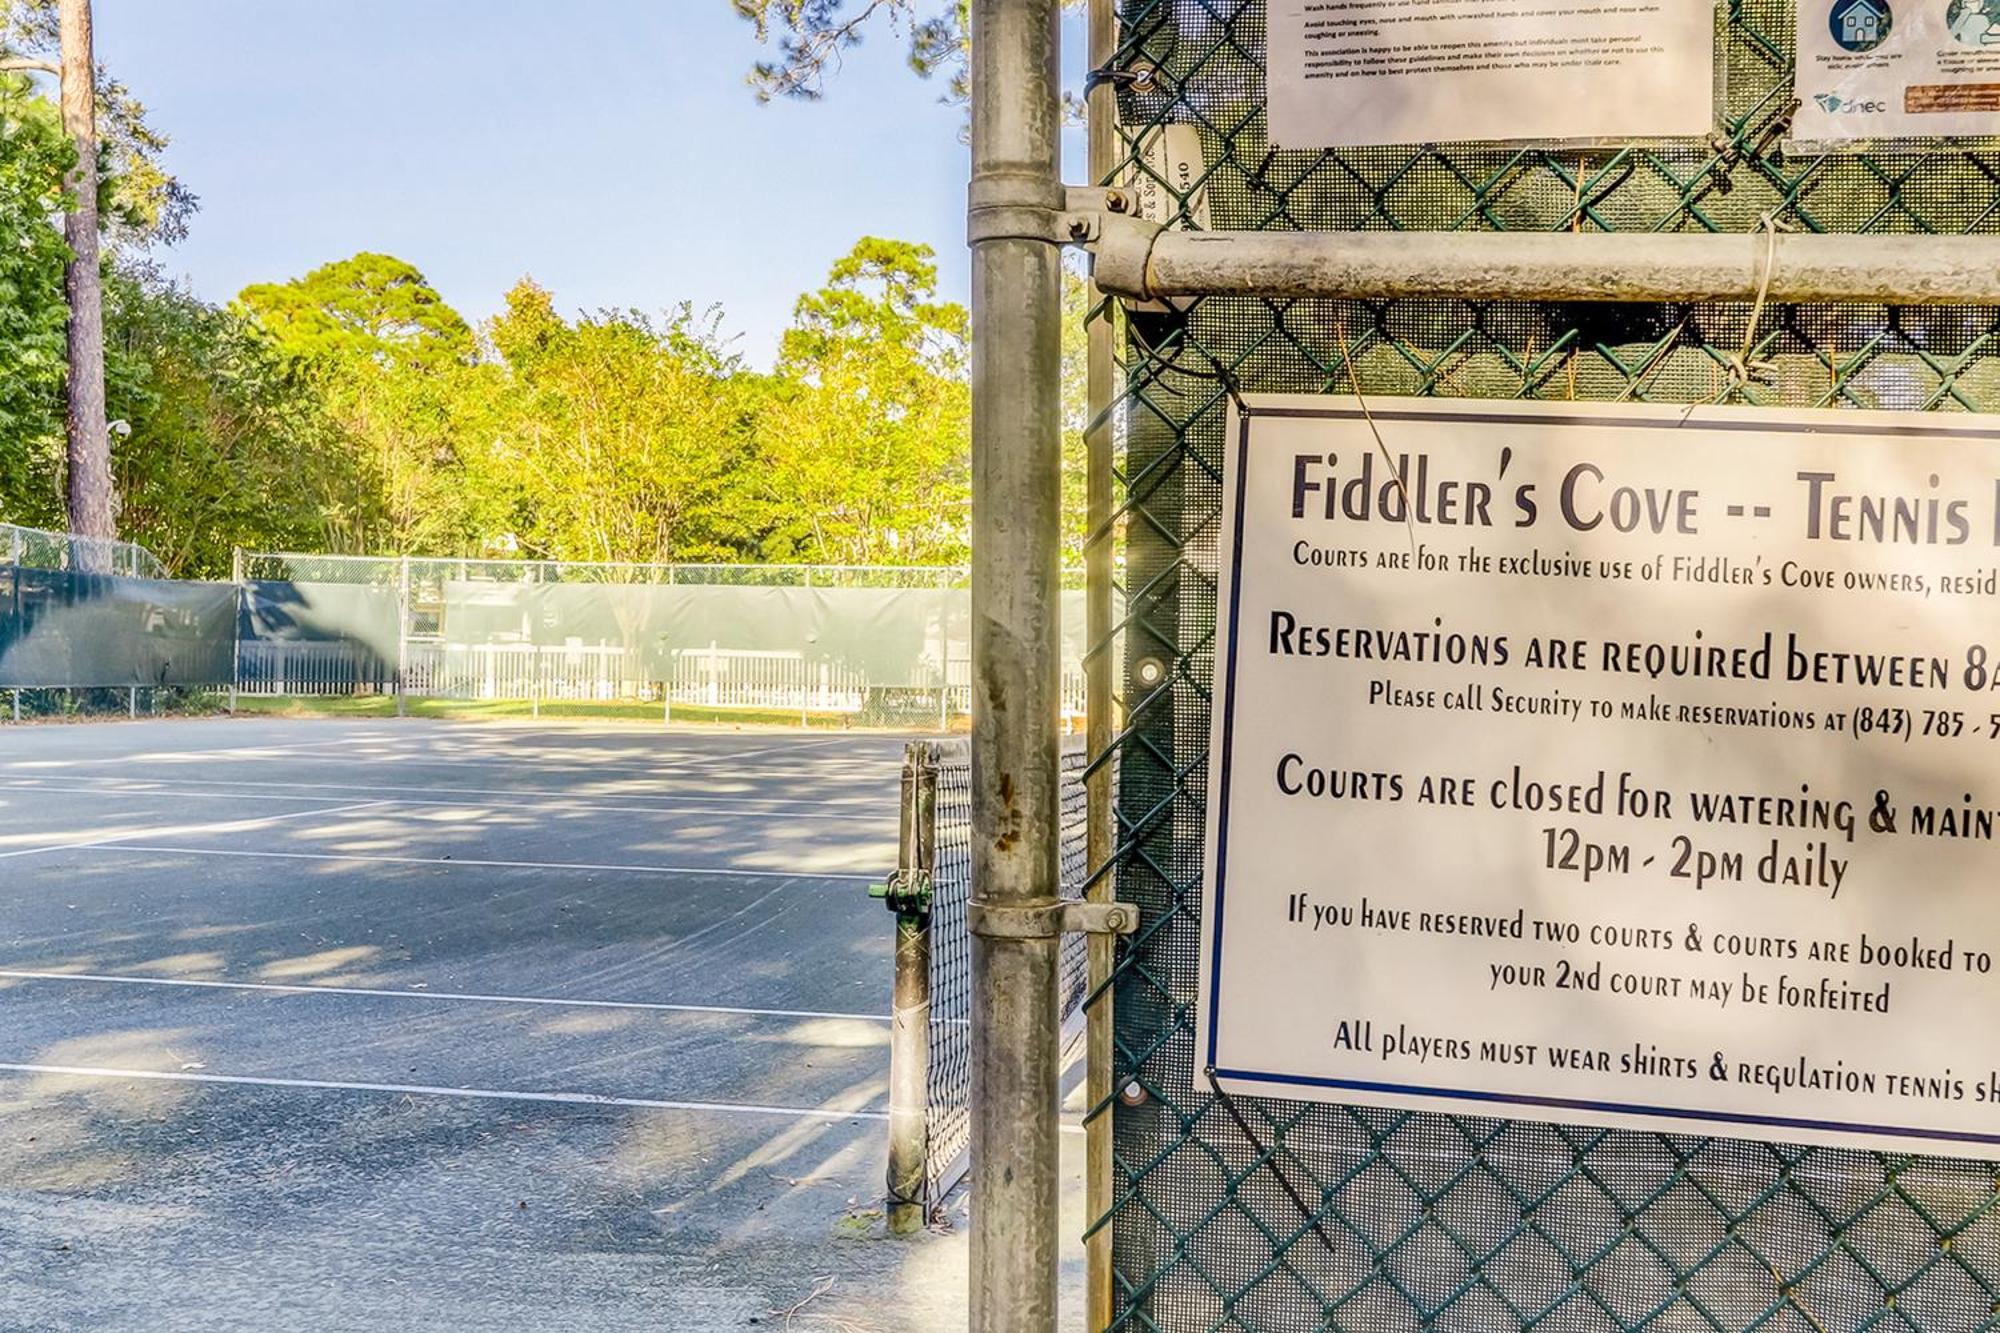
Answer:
[968,0,1066,1328]
[886,741,937,1234]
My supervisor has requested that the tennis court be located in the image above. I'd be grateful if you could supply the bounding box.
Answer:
[0,716,1081,1330]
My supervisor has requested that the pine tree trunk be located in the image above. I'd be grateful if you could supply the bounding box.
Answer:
[60,0,114,548]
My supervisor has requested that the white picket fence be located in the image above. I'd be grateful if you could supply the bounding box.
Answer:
[236,642,391,696]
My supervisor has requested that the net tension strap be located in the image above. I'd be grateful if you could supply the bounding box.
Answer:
[876,869,1136,938]
[969,179,2000,307]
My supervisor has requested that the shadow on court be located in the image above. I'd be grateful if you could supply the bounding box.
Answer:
[0,717,1078,1331]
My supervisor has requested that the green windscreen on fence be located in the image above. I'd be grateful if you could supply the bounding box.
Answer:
[238,574,1100,715]
[439,583,976,685]
[241,581,401,652]
[0,565,238,689]
[1098,0,2000,1328]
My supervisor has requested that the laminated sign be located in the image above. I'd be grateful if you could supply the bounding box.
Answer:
[1200,397,2000,1157]
[1795,0,2000,140]
[1266,0,1716,146]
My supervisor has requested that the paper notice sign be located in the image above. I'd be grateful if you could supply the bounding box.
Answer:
[1267,0,1716,147]
[1796,0,2000,141]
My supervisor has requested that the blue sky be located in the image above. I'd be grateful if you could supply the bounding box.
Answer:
[98,2,1084,368]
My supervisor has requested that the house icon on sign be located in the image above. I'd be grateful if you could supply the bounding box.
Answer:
[1839,0,1887,45]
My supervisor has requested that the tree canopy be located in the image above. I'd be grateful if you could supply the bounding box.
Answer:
[2,0,195,244]
[105,237,983,577]
[0,8,1102,580]
[0,73,71,525]
[238,253,475,368]
[730,0,1083,102]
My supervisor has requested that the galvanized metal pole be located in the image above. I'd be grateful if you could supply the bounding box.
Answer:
[968,1,1065,1329]
[1083,0,1120,1323]
[886,742,937,1235]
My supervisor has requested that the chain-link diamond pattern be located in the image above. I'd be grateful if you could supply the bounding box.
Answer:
[1094,0,2000,1328]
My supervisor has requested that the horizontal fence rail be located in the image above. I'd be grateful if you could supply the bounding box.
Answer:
[1096,226,2000,305]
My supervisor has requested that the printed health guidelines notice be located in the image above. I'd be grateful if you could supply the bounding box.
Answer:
[1795,0,2000,141]
[1269,0,1715,146]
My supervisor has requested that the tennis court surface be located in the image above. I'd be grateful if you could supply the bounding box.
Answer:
[0,717,1078,1330]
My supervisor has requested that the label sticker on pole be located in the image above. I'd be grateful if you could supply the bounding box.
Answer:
[1200,396,2000,1157]
[1265,0,1716,146]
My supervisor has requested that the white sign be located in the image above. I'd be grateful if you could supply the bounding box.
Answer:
[1266,0,1716,147]
[1795,0,2000,141]
[1202,396,2000,1158]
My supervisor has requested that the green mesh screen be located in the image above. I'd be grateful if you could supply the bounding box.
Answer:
[1095,1,2000,1328]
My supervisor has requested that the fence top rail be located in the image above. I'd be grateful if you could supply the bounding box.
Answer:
[243,551,975,578]
[239,551,1097,589]
[2,523,169,579]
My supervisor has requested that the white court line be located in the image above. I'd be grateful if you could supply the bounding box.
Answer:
[0,1062,888,1122]
[72,843,882,882]
[6,774,876,813]
[0,738,405,769]
[0,799,390,861]
[0,969,891,1023]
[0,780,886,824]
[4,742,903,787]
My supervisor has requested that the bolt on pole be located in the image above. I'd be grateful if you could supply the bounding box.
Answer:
[968,0,1066,1330]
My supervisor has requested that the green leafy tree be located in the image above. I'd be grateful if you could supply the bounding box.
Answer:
[2,0,195,244]
[484,279,759,563]
[731,0,1082,102]
[756,237,969,564]
[237,252,493,555]
[238,252,474,368]
[106,265,364,576]
[0,72,73,529]
[0,0,201,550]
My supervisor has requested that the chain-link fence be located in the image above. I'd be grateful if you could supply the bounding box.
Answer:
[3,523,168,579]
[1094,0,2000,1328]
[239,552,1099,725]
[2,524,233,719]
[918,740,1094,1203]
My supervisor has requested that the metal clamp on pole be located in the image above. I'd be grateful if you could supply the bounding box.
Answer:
[967,898,1138,939]
[969,182,1136,248]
